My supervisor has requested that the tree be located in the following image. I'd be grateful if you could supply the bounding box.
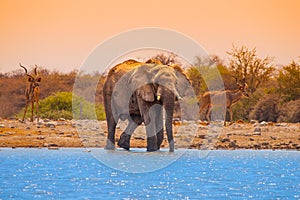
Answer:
[187,55,233,96]
[151,53,180,65]
[193,55,224,67]
[278,59,300,101]
[227,45,275,93]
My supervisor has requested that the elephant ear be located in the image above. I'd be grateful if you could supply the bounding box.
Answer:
[128,65,155,102]
[171,65,192,97]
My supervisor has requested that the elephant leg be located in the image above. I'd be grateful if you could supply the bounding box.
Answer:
[118,115,142,150]
[154,104,164,149]
[145,124,158,151]
[105,116,117,150]
[164,100,175,152]
[145,107,158,152]
[136,97,158,151]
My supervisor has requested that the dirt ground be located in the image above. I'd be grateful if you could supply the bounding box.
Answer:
[0,118,299,150]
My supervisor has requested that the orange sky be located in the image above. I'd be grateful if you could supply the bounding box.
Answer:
[0,0,299,72]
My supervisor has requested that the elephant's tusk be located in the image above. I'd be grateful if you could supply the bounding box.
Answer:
[157,95,161,100]
[176,95,182,100]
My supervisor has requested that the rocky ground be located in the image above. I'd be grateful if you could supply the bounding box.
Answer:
[0,118,299,150]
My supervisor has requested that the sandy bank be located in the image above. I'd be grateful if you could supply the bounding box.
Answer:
[0,119,299,150]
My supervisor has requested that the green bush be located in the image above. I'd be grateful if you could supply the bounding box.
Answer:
[277,100,300,123]
[249,94,280,122]
[17,92,106,120]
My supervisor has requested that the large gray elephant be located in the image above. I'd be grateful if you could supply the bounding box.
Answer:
[103,59,194,152]
[117,62,193,152]
[103,59,162,151]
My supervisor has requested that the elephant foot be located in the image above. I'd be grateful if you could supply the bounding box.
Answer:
[147,136,158,152]
[169,148,174,153]
[105,139,115,150]
[117,133,131,150]
[169,140,175,152]
[147,147,158,152]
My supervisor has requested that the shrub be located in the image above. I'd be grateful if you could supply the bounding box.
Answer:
[277,100,300,123]
[249,94,280,122]
[17,92,106,120]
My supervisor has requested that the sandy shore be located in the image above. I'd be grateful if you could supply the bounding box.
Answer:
[0,118,299,150]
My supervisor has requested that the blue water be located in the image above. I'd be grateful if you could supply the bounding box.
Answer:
[0,149,299,199]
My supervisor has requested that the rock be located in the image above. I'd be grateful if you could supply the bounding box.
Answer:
[37,120,44,125]
[250,120,258,124]
[0,124,5,128]
[66,134,73,137]
[276,123,288,127]
[90,127,98,131]
[45,122,56,128]
[254,127,261,135]
[198,134,206,139]
[220,138,230,143]
[5,132,15,135]
[260,121,267,126]
[37,136,45,140]
[236,119,244,124]
[253,123,260,127]
[229,141,237,148]
[56,121,66,126]
[249,138,255,141]
[26,127,30,130]
[133,136,145,140]
[270,136,277,140]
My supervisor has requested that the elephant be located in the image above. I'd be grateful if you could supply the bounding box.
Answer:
[103,59,194,152]
[117,62,194,152]
[103,59,162,151]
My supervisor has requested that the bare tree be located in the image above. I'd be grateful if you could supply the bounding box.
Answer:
[151,53,180,66]
[194,55,224,67]
[227,45,275,93]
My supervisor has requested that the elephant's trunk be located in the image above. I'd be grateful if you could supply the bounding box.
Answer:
[156,85,181,101]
